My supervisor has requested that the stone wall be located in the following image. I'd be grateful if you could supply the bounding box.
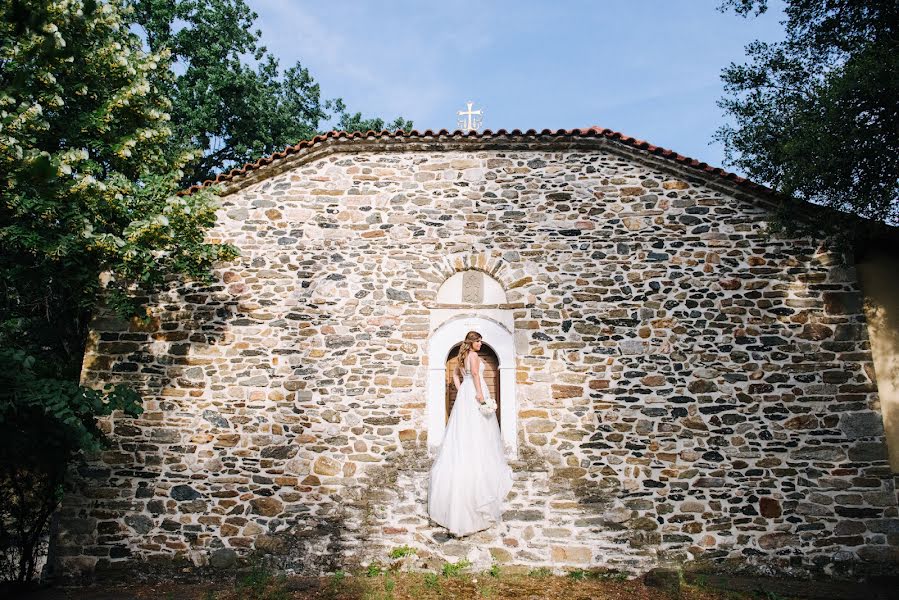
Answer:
[54,139,899,580]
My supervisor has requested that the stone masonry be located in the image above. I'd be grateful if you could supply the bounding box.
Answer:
[54,133,899,580]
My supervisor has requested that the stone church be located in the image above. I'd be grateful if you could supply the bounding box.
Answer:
[54,127,899,580]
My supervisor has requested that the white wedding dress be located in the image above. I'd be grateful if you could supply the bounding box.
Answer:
[427,354,514,536]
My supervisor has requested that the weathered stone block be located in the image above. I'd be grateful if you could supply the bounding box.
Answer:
[550,545,592,564]
[170,485,201,501]
[840,413,885,439]
[250,497,283,518]
[313,456,341,476]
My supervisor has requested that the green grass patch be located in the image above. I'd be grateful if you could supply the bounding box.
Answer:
[388,544,417,559]
[235,562,289,600]
[424,572,441,590]
[485,562,501,578]
[441,558,471,577]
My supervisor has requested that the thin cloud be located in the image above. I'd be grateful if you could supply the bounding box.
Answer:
[255,0,488,125]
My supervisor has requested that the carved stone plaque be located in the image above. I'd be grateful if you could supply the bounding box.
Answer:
[461,270,483,304]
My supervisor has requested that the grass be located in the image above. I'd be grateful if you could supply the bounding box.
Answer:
[423,572,440,590]
[388,545,417,559]
[235,562,289,600]
[527,566,553,578]
[20,561,794,600]
[440,558,471,578]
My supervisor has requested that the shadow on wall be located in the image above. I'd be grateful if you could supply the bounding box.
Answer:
[51,268,359,580]
[51,274,235,580]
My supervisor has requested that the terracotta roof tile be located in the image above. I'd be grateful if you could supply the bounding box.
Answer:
[181,125,774,197]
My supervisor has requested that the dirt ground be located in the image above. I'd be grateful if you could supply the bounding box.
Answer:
[11,575,720,600]
[12,569,899,600]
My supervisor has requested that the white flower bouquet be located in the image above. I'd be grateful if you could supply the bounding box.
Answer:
[479,396,497,416]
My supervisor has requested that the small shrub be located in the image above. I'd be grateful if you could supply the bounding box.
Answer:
[486,562,501,578]
[441,558,471,577]
[366,563,383,577]
[568,568,587,580]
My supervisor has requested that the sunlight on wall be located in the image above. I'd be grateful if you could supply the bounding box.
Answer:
[857,247,899,472]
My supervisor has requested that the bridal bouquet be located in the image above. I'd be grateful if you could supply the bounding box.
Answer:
[479,396,497,416]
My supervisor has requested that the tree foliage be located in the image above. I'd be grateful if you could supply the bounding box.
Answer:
[0,349,142,584]
[333,98,414,135]
[126,0,413,186]
[715,0,899,246]
[0,0,239,585]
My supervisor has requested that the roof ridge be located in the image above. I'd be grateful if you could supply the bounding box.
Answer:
[182,126,768,196]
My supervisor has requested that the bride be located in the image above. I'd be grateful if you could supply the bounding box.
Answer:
[427,330,514,536]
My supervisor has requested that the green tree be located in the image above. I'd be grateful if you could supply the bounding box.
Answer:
[715,0,899,247]
[126,0,413,186]
[333,98,414,134]
[0,0,239,585]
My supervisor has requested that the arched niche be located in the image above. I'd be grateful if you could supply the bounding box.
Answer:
[426,316,517,459]
[431,270,514,334]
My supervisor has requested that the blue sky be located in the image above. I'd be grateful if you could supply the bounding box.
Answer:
[253,1,787,172]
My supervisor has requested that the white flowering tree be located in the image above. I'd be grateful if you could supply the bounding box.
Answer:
[0,0,239,586]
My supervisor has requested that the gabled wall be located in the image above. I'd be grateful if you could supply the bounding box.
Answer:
[53,142,899,581]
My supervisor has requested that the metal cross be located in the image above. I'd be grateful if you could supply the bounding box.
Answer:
[457,101,483,131]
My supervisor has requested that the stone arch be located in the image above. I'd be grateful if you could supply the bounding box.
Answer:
[426,315,518,459]
[420,249,517,293]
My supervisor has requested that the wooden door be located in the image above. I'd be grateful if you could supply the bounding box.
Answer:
[445,343,500,426]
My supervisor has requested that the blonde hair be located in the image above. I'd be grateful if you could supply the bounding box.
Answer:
[457,331,482,372]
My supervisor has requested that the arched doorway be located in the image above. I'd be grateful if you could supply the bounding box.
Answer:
[445,343,501,425]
